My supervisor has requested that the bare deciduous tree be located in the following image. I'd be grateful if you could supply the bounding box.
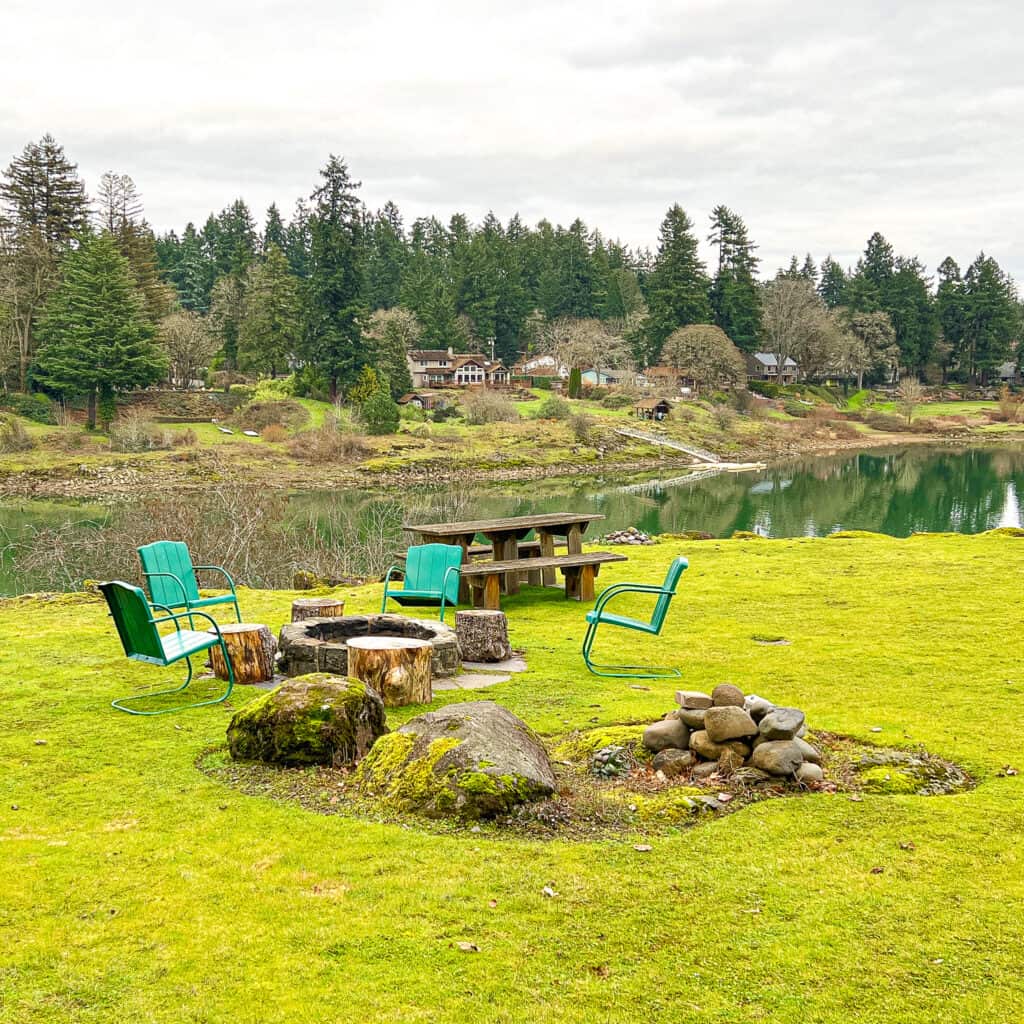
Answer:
[660,323,746,392]
[159,310,219,388]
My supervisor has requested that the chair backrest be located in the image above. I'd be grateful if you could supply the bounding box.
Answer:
[138,541,200,608]
[99,581,165,662]
[405,543,462,605]
[650,556,689,633]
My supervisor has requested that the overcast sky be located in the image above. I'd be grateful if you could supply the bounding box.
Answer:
[3,0,1023,279]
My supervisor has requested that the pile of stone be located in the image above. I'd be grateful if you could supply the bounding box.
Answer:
[601,526,654,545]
[641,684,823,784]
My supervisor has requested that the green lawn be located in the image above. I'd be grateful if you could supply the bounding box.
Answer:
[3,534,1023,1021]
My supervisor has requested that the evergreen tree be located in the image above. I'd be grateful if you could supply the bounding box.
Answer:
[936,257,967,377]
[213,199,259,277]
[800,254,818,283]
[284,199,312,278]
[885,257,938,371]
[238,244,301,377]
[363,307,418,397]
[707,206,760,352]
[262,203,286,255]
[1,135,89,253]
[644,205,711,364]
[818,256,848,308]
[962,253,1019,380]
[34,232,165,428]
[209,273,246,368]
[364,201,407,310]
[302,155,366,399]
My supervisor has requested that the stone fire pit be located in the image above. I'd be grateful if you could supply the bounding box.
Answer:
[278,615,461,680]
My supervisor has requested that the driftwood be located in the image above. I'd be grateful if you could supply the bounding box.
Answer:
[455,610,512,662]
[347,636,432,707]
[291,598,346,622]
[210,623,277,685]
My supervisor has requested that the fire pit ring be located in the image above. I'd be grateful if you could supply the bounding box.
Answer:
[277,614,461,680]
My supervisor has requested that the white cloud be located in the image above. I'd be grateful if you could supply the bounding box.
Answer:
[2,0,1023,277]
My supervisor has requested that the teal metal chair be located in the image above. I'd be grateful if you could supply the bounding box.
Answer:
[100,581,236,715]
[381,543,462,621]
[582,556,688,678]
[137,541,241,624]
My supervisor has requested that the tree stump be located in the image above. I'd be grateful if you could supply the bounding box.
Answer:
[209,623,277,685]
[455,609,512,663]
[291,597,346,622]
[347,636,432,707]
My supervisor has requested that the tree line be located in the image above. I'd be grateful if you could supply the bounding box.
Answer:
[1,134,1020,425]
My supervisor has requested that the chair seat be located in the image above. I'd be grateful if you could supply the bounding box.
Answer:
[159,629,219,662]
[390,588,443,603]
[585,610,659,634]
[162,594,236,610]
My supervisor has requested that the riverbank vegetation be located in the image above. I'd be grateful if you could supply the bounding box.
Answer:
[2,533,1023,1021]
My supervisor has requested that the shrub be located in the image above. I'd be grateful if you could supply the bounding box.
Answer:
[600,390,639,409]
[108,411,175,452]
[253,376,297,399]
[232,399,309,432]
[0,392,55,424]
[0,415,34,452]
[535,395,571,420]
[672,404,696,423]
[712,405,736,430]
[461,391,519,425]
[359,390,400,435]
[569,412,594,443]
[783,400,812,418]
[567,367,582,399]
[432,405,459,422]
[864,411,910,432]
[288,424,370,462]
[399,404,426,422]
[996,385,1022,423]
[261,424,289,443]
[174,428,198,447]
[747,380,781,399]
[292,366,331,401]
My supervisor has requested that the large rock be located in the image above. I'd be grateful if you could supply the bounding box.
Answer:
[690,730,751,761]
[652,748,695,777]
[795,738,823,765]
[796,762,824,784]
[674,707,706,729]
[750,740,805,776]
[744,695,775,722]
[643,718,691,753]
[227,673,387,767]
[711,683,745,707]
[675,690,713,710]
[704,706,758,743]
[353,701,555,819]
[758,708,806,741]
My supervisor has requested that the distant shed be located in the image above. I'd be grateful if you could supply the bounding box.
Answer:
[634,397,672,420]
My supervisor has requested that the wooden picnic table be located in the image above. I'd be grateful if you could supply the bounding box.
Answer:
[403,512,607,600]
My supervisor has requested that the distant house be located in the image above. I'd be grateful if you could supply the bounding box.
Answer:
[634,397,672,421]
[407,347,509,389]
[397,390,450,411]
[642,366,699,393]
[581,368,621,387]
[996,361,1021,385]
[513,354,565,378]
[747,352,799,384]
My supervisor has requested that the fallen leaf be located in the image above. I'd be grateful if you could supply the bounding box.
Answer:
[849,794,863,802]
[870,727,883,733]
[1003,766,1018,776]
[716,793,733,803]
[931,958,944,964]
[456,942,480,953]
[870,866,885,874]
[899,841,916,851]
[633,844,653,853]
[487,899,498,909]
[542,885,558,898]
[588,964,610,977]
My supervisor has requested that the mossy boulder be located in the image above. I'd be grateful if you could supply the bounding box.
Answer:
[227,673,387,767]
[353,701,556,819]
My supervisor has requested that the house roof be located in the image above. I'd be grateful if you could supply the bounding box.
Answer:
[635,397,671,409]
[408,349,453,361]
[997,361,1019,375]
[751,352,798,368]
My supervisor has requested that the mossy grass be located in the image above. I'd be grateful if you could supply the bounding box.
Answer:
[2,533,1024,1021]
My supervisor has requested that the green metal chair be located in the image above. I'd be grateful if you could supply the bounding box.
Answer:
[137,541,241,625]
[381,543,462,621]
[582,556,688,678]
[99,580,236,715]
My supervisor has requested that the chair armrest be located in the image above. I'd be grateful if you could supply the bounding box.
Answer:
[142,571,189,606]
[151,608,223,636]
[593,583,674,615]
[382,564,405,585]
[193,565,238,594]
[442,564,460,590]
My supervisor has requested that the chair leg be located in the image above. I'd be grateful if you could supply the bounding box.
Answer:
[111,649,236,716]
[582,622,681,679]
[233,597,242,623]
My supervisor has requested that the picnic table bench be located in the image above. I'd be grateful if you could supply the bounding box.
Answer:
[404,512,606,600]
[459,551,627,609]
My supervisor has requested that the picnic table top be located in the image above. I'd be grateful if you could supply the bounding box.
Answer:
[458,551,627,574]
[403,512,606,536]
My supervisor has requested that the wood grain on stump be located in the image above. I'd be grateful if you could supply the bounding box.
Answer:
[455,609,512,663]
[209,623,277,685]
[347,636,432,707]
[291,597,346,622]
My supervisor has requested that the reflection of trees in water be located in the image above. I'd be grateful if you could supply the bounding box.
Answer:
[285,446,1024,542]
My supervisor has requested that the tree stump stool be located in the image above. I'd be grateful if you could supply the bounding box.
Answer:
[291,597,346,622]
[209,623,277,685]
[455,609,512,662]
[347,636,432,707]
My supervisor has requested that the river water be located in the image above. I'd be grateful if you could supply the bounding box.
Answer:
[2,444,1022,594]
